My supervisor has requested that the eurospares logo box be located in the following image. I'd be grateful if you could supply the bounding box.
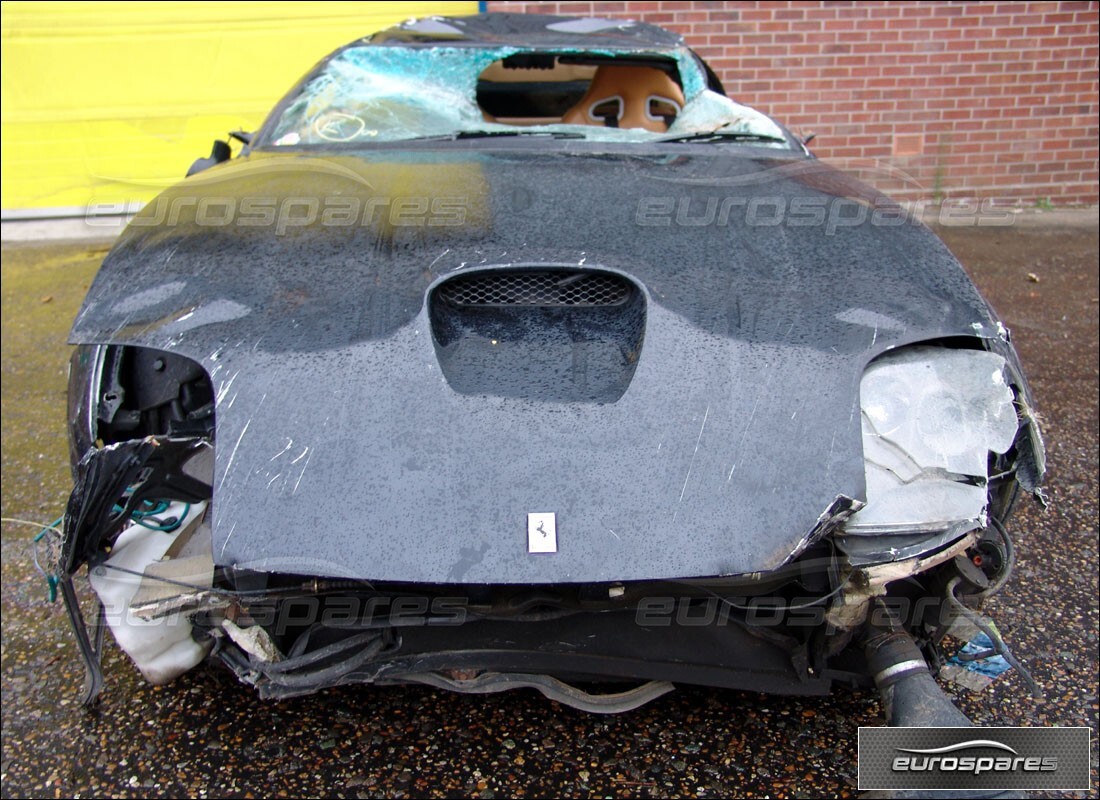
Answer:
[858,727,1091,792]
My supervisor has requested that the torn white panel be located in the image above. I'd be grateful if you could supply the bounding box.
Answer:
[88,502,212,684]
[847,347,1018,532]
[222,619,282,663]
[826,531,978,630]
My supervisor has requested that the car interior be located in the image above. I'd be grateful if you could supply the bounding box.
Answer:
[476,53,685,131]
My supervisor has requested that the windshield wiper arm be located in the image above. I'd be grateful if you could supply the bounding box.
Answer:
[454,130,586,140]
[656,131,788,144]
[399,130,587,143]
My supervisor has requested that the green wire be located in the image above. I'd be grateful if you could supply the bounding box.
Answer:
[132,503,190,532]
[111,498,189,531]
[29,499,192,605]
[33,516,63,542]
[131,499,170,519]
[31,516,63,602]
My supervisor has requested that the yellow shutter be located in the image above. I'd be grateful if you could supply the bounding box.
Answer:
[0,1,480,215]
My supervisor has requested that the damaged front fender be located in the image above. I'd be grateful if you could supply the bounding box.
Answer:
[62,436,212,576]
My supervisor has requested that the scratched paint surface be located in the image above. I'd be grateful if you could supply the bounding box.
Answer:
[65,143,1014,584]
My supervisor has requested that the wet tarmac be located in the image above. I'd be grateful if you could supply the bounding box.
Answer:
[2,221,1097,798]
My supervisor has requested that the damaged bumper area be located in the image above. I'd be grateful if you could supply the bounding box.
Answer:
[57,342,1044,713]
[54,12,1044,719]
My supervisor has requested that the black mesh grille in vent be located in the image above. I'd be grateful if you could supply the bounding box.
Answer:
[429,267,646,403]
[438,271,631,307]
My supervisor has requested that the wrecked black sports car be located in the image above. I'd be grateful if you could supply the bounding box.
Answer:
[58,13,1045,722]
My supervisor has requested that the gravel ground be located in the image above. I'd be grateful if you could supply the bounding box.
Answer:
[1,223,1097,799]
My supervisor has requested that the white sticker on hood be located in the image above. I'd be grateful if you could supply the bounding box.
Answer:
[527,512,557,554]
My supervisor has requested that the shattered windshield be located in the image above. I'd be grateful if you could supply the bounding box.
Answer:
[261,44,790,147]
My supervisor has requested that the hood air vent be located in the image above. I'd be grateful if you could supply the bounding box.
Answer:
[429,267,646,403]
[438,270,631,308]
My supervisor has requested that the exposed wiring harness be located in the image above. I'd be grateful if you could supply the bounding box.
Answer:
[2,516,63,602]
[3,497,189,604]
[111,498,190,533]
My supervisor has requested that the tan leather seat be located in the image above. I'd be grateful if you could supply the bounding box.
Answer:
[562,65,685,132]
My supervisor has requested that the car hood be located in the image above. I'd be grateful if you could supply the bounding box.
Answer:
[71,147,1004,583]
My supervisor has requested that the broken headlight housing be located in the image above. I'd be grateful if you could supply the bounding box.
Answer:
[840,345,1020,555]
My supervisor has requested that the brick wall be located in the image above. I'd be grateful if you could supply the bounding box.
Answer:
[487,1,1099,205]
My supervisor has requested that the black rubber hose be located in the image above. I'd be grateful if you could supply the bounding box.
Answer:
[974,517,1016,601]
[862,598,972,728]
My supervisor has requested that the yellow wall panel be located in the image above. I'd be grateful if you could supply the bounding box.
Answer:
[1,1,480,214]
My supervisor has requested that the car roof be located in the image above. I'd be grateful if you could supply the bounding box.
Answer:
[366,12,686,51]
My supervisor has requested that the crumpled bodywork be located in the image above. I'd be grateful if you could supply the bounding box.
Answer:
[58,11,1046,714]
[66,148,1043,584]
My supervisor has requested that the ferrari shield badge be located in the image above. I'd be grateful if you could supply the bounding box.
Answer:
[527,512,557,554]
